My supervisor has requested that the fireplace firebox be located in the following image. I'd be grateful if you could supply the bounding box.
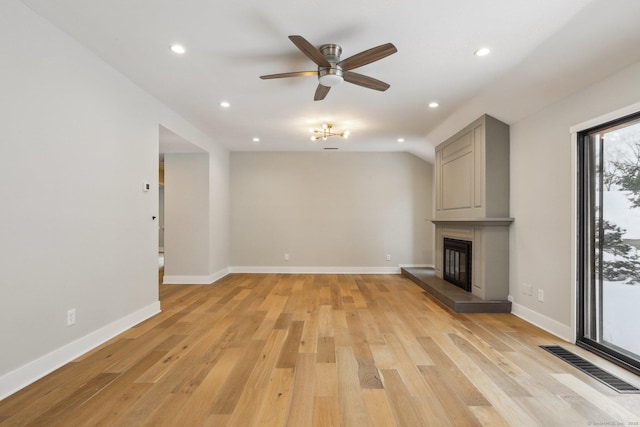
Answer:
[443,238,472,291]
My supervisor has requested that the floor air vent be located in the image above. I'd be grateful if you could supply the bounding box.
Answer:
[540,345,640,393]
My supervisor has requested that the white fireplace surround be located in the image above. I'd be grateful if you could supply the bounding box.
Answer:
[433,115,512,301]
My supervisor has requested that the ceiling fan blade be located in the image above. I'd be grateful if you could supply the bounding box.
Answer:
[288,35,331,67]
[343,71,390,91]
[260,71,317,79]
[314,84,330,101]
[339,43,397,71]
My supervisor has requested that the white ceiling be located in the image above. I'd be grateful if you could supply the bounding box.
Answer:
[21,0,640,161]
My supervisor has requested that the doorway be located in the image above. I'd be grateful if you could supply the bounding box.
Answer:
[158,125,208,284]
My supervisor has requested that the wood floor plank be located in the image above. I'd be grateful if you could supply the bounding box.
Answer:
[276,320,305,369]
[457,315,515,352]
[369,343,397,370]
[317,304,334,338]
[224,329,288,427]
[314,363,338,398]
[346,310,375,360]
[468,406,511,427]
[362,388,398,427]
[210,339,267,414]
[332,310,351,347]
[357,358,384,389]
[88,383,153,427]
[54,350,167,425]
[27,372,119,426]
[157,346,244,426]
[285,353,316,427]
[417,336,490,406]
[336,346,370,426]
[412,396,456,427]
[135,315,236,384]
[2,273,640,427]
[356,309,386,346]
[312,397,340,427]
[381,368,428,427]
[552,373,640,423]
[0,361,90,419]
[254,368,295,427]
[418,365,482,426]
[384,311,434,366]
[316,336,336,364]
[449,333,531,398]
[382,332,434,397]
[299,307,319,354]
[431,333,541,426]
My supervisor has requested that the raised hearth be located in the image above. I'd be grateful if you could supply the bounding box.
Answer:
[402,267,511,313]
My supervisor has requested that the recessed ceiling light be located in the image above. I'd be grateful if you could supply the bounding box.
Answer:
[252,137,260,143]
[397,138,405,143]
[220,101,230,108]
[429,102,439,108]
[474,48,490,57]
[170,44,186,54]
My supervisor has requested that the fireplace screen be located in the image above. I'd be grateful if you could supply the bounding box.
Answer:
[443,238,472,291]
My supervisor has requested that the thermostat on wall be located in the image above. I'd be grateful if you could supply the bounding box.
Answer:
[143,182,151,192]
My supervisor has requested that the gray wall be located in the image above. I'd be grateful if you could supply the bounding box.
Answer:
[164,153,210,277]
[508,59,640,336]
[0,0,229,397]
[230,152,433,269]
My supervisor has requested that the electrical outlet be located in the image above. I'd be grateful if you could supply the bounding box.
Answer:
[386,254,391,261]
[537,289,544,302]
[67,309,76,326]
[522,283,533,296]
[284,253,289,261]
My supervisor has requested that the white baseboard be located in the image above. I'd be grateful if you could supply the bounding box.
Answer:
[163,267,229,284]
[509,300,573,342]
[0,301,161,401]
[228,266,401,274]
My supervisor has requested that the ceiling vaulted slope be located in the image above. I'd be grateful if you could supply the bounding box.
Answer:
[21,0,640,161]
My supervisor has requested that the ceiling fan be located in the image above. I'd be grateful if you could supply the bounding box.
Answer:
[260,35,397,101]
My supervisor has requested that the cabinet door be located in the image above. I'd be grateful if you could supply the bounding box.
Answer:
[440,130,474,211]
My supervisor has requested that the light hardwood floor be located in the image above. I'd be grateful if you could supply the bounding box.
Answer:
[2,273,640,426]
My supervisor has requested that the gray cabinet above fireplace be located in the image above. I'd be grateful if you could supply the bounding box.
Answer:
[435,114,510,221]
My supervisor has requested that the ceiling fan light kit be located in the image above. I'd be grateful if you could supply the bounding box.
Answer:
[260,35,397,101]
[318,71,344,87]
[318,44,344,87]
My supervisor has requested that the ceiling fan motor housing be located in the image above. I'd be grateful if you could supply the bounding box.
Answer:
[318,44,343,86]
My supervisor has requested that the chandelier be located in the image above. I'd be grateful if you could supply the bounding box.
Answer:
[310,123,350,141]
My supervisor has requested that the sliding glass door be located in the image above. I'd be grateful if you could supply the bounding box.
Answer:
[578,112,640,374]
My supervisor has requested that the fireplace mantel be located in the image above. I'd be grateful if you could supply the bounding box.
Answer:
[432,218,513,227]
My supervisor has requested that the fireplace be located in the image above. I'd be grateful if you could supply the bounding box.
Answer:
[432,115,512,301]
[443,238,472,291]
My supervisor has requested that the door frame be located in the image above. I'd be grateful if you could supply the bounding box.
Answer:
[571,102,640,376]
